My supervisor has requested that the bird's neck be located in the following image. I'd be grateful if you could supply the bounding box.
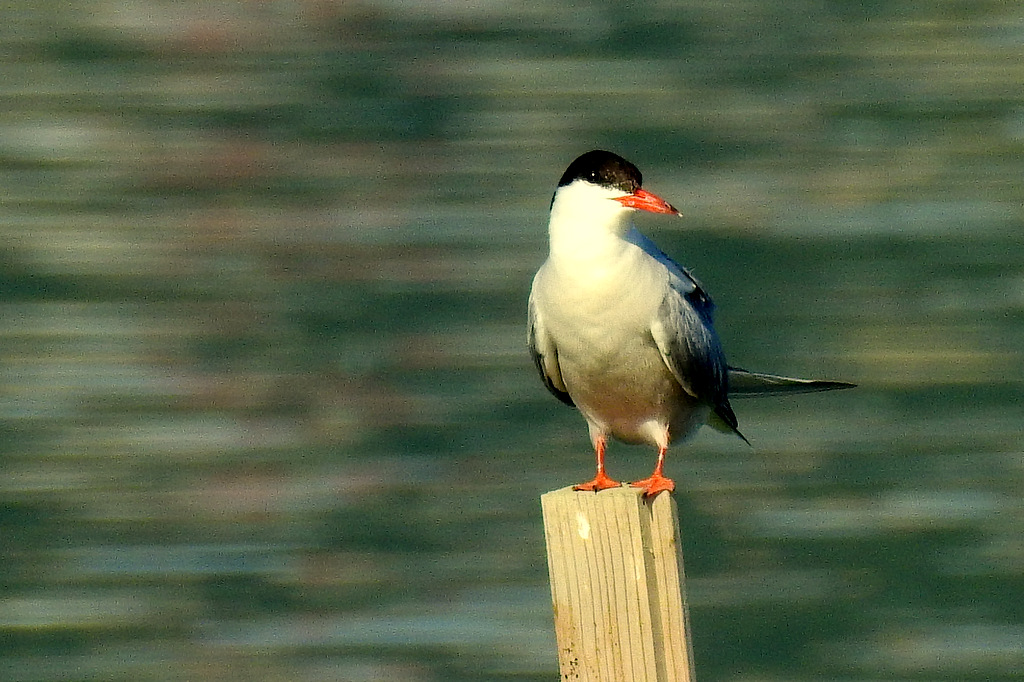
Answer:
[547,206,633,264]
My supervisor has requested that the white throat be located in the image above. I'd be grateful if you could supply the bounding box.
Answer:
[547,181,634,261]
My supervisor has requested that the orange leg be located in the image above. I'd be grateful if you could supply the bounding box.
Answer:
[630,445,675,497]
[573,436,620,492]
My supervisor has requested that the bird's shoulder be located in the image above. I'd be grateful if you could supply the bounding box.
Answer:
[624,227,714,319]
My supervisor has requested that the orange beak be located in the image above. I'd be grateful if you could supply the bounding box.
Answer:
[613,188,679,215]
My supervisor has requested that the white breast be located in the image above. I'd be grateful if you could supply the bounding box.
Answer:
[531,241,702,446]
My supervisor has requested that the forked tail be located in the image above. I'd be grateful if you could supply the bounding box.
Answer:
[727,367,855,397]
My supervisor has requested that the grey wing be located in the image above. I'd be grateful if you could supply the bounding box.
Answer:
[626,227,715,315]
[649,268,745,440]
[527,291,574,407]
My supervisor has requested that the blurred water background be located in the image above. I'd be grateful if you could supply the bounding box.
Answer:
[1,1,1023,680]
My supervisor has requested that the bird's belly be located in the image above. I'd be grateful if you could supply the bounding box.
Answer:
[559,338,703,446]
[533,254,708,445]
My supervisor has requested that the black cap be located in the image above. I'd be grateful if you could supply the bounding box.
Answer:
[556,150,642,194]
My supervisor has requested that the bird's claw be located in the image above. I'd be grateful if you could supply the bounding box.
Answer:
[573,471,621,492]
[629,473,675,497]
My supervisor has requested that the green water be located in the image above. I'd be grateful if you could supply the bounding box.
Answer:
[1,2,1023,680]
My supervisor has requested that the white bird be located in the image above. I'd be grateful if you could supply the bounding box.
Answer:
[528,150,853,496]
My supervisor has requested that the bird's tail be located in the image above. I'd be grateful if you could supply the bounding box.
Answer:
[727,367,855,397]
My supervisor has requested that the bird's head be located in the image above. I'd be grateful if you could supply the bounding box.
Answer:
[550,150,680,230]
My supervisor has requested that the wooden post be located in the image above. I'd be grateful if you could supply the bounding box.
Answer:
[541,486,696,682]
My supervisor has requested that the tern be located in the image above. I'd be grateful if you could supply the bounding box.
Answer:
[528,150,853,496]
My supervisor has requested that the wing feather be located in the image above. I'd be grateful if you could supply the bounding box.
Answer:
[527,289,574,407]
[640,236,745,441]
